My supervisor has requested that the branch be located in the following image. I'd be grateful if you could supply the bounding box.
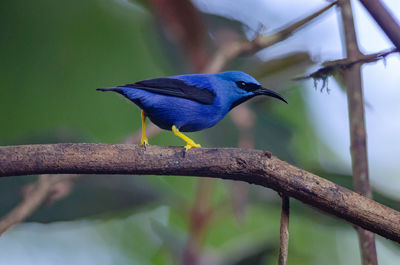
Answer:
[189,2,336,259]
[202,1,337,74]
[0,144,400,243]
[339,0,378,263]
[0,127,162,234]
[294,48,399,88]
[147,0,209,71]
[0,0,335,240]
[358,0,400,50]
[182,179,214,265]
[278,195,290,265]
[0,174,76,234]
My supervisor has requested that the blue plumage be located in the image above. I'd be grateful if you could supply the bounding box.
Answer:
[97,71,287,150]
[121,86,218,132]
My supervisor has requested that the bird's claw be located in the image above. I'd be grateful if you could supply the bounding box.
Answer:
[184,142,201,152]
[140,138,149,149]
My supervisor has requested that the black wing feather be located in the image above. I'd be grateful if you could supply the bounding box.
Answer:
[120,78,215,105]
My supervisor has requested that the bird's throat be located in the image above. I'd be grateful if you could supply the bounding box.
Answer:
[229,95,256,111]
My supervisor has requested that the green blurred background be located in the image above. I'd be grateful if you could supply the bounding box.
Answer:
[0,0,399,264]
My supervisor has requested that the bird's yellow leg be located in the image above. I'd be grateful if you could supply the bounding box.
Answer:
[172,125,201,151]
[140,110,149,147]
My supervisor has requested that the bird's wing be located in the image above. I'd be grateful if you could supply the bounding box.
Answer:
[120,77,216,105]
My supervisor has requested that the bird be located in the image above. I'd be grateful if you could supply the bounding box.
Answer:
[97,71,287,151]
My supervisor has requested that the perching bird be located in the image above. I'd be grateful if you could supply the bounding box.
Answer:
[97,71,287,151]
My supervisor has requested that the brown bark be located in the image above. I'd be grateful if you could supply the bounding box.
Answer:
[0,143,399,243]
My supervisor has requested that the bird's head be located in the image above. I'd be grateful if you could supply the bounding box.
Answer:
[215,71,287,110]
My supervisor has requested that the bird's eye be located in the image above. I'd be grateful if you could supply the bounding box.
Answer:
[236,81,260,92]
[236,81,247,89]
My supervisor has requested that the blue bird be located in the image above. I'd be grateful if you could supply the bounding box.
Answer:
[97,71,287,151]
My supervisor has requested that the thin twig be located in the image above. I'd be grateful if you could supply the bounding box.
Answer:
[339,0,378,264]
[0,174,78,234]
[294,48,399,86]
[278,195,290,265]
[358,0,400,50]
[203,1,337,74]
[182,179,214,265]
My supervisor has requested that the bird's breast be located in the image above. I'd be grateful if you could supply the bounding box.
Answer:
[143,96,227,132]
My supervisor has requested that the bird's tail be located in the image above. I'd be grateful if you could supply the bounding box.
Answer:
[96,87,123,93]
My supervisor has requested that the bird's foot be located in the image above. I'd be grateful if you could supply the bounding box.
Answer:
[184,142,201,152]
[171,125,201,152]
[140,137,149,148]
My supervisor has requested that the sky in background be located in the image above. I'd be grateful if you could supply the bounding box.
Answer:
[193,0,400,199]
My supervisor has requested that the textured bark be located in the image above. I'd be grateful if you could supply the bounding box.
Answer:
[0,144,400,243]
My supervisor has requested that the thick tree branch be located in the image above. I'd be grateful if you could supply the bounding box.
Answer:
[0,144,400,243]
[0,127,161,234]
[339,0,378,264]
[358,0,400,50]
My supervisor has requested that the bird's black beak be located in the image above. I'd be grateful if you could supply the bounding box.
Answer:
[255,87,288,104]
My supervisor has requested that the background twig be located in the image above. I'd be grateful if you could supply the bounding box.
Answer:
[339,0,378,264]
[0,174,78,234]
[202,1,337,74]
[278,195,290,265]
[358,0,400,50]
[182,179,214,265]
[294,48,399,85]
